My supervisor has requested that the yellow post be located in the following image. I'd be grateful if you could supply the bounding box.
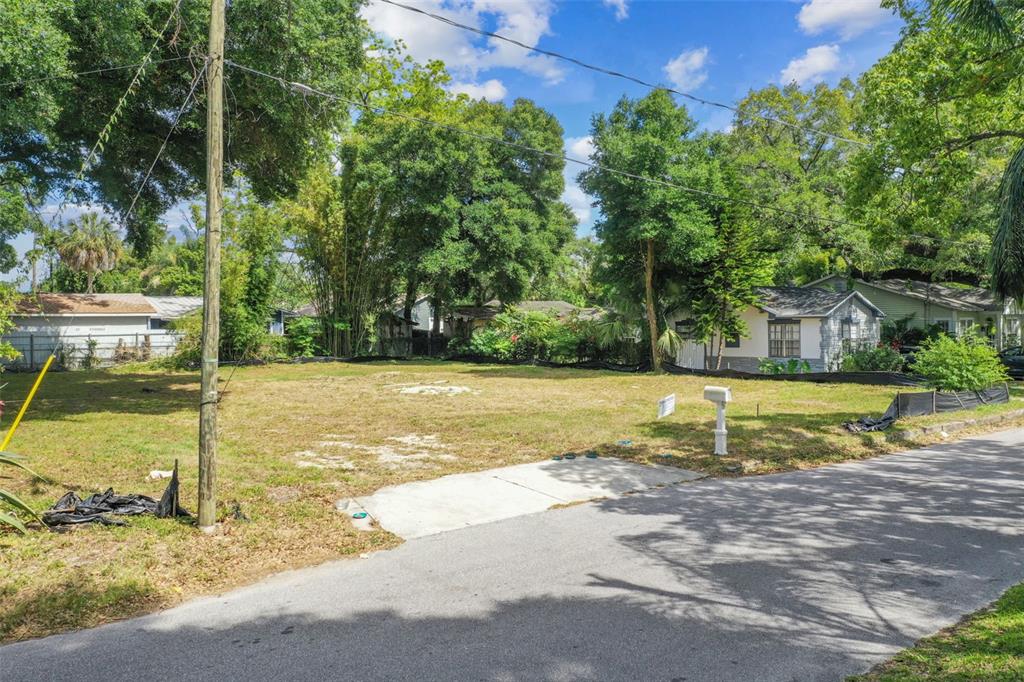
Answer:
[1,354,54,451]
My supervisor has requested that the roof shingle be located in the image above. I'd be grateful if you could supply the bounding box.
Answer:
[15,293,156,316]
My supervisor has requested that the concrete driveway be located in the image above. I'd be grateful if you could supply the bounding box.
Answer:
[351,456,704,538]
[4,430,1024,681]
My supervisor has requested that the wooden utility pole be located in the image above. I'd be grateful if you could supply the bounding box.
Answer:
[198,0,225,532]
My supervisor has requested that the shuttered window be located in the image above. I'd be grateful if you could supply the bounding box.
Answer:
[768,320,800,358]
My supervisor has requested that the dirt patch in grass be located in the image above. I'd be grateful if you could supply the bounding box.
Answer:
[1,362,1021,642]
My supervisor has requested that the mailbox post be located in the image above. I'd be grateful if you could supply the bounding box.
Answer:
[703,385,732,455]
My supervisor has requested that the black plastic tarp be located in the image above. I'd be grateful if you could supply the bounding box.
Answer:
[661,363,924,386]
[42,465,190,526]
[844,384,1011,432]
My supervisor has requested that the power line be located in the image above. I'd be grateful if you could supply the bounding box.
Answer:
[372,0,869,148]
[44,0,187,233]
[123,61,208,223]
[0,56,194,89]
[226,59,867,229]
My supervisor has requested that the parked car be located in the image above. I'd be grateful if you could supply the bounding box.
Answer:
[999,346,1024,379]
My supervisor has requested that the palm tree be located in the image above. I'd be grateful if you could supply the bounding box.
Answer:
[57,212,125,293]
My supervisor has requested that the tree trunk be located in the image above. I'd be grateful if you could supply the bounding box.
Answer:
[432,295,442,336]
[715,305,726,370]
[86,272,95,294]
[403,286,417,328]
[643,239,660,372]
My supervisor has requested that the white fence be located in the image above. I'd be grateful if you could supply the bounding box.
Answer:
[2,330,183,369]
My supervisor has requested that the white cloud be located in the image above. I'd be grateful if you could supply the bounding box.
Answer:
[780,44,841,85]
[566,135,595,161]
[563,184,592,225]
[602,0,628,21]
[797,0,891,41]
[663,47,710,91]
[563,136,595,226]
[362,0,564,84]
[449,79,508,101]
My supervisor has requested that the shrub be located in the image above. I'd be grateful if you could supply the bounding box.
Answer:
[467,328,515,360]
[286,316,321,357]
[841,345,904,372]
[452,308,604,363]
[911,332,1009,391]
[881,315,946,350]
[758,358,812,374]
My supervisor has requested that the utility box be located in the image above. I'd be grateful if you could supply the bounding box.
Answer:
[703,386,732,404]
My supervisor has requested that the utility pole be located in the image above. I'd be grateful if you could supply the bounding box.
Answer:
[199,0,225,532]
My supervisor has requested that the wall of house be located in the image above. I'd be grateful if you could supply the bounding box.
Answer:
[4,315,182,368]
[849,283,962,330]
[818,298,882,370]
[409,298,442,334]
[672,307,827,372]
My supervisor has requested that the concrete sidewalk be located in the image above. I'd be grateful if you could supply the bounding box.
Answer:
[349,457,704,538]
[4,430,1024,681]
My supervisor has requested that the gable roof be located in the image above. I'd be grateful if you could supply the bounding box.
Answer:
[146,296,202,319]
[857,278,1001,312]
[15,293,156,316]
[754,286,885,319]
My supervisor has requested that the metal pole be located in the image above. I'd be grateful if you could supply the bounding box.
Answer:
[198,0,225,532]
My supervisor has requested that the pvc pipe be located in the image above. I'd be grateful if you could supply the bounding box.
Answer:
[1,354,54,452]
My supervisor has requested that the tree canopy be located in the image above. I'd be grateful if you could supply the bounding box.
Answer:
[847,0,1023,286]
[580,90,726,368]
[1,0,366,259]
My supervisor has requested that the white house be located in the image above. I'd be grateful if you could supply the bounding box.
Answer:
[671,286,886,372]
[5,293,191,368]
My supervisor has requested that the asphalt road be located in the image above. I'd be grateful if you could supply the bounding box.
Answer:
[4,429,1024,681]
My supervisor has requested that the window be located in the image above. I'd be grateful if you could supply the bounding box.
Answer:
[725,335,740,348]
[933,319,951,333]
[768,320,800,358]
[149,318,169,330]
[957,319,974,336]
[674,318,695,339]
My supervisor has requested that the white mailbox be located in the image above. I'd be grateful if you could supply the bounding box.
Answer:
[703,386,732,404]
[703,385,732,456]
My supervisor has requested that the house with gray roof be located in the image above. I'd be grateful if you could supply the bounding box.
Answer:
[806,275,1023,348]
[671,286,886,372]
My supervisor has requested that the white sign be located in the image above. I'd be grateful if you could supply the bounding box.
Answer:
[657,393,676,419]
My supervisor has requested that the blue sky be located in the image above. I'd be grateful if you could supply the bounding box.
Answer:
[364,0,904,231]
[9,1,903,285]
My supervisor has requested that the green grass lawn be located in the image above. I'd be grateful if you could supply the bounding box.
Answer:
[850,583,1024,681]
[1,361,1022,642]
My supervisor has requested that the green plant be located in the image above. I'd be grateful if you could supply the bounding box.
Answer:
[286,316,321,357]
[55,342,77,370]
[81,338,100,370]
[911,331,1009,391]
[0,453,42,533]
[165,312,202,368]
[758,358,812,375]
[841,345,905,372]
[467,328,515,360]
